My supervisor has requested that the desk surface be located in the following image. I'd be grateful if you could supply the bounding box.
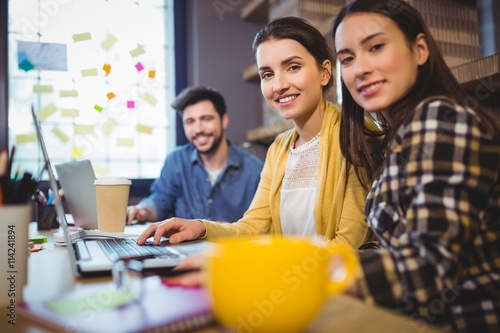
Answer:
[13,223,446,333]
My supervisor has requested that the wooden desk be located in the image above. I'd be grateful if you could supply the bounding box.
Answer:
[14,223,446,333]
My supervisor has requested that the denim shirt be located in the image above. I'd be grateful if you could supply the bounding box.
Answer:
[139,142,263,222]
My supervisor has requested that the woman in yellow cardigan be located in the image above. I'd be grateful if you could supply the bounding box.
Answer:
[138,17,372,248]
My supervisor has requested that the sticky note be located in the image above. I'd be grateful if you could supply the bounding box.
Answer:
[48,289,134,315]
[81,68,98,77]
[127,100,135,109]
[135,62,144,72]
[19,58,35,72]
[101,34,117,51]
[74,125,94,135]
[60,90,78,97]
[101,118,118,135]
[129,45,145,57]
[137,124,153,134]
[33,85,53,93]
[39,103,58,119]
[15,133,37,144]
[116,138,134,147]
[103,63,111,76]
[71,147,83,158]
[73,32,92,42]
[92,165,109,176]
[29,235,48,244]
[106,92,116,100]
[142,92,157,106]
[52,126,69,143]
[61,108,79,117]
[94,104,103,112]
[148,70,156,78]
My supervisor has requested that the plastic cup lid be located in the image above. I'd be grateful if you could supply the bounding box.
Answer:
[94,176,131,185]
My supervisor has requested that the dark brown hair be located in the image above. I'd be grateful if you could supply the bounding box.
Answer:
[252,16,334,93]
[332,0,500,189]
[172,85,226,117]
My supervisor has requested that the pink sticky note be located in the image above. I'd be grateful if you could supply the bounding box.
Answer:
[135,62,144,72]
[127,100,135,108]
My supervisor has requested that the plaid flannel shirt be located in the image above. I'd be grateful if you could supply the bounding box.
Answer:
[357,97,500,332]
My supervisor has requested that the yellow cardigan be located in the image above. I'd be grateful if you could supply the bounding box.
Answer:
[201,102,371,248]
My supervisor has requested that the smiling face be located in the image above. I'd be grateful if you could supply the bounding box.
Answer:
[335,12,429,114]
[256,38,331,123]
[182,100,228,155]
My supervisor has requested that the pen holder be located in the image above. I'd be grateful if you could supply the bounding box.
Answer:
[36,203,59,230]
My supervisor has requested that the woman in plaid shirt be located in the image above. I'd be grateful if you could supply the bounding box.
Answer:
[333,0,500,332]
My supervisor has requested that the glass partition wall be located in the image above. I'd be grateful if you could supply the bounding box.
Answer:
[7,0,176,179]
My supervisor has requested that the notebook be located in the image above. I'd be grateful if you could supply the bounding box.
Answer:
[55,159,98,230]
[31,106,208,277]
[18,275,215,333]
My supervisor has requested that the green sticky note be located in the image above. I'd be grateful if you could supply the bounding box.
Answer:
[48,289,134,315]
[19,58,35,72]
[29,235,48,244]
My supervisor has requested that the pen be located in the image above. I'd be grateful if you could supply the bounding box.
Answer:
[13,165,20,181]
[7,145,15,179]
[46,189,54,205]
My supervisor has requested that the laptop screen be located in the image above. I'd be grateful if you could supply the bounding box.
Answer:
[31,105,80,277]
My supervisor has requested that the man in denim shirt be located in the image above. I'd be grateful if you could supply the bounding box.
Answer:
[127,86,263,224]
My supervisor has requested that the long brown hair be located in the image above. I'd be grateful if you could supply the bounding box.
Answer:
[332,0,500,189]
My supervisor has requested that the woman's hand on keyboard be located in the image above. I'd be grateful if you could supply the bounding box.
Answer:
[136,218,207,245]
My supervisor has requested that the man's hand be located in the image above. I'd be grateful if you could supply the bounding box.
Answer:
[126,205,156,225]
[136,218,207,245]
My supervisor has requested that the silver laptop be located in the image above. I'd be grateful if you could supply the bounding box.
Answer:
[31,106,207,277]
[55,160,98,230]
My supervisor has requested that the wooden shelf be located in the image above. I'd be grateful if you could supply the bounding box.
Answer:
[242,63,259,82]
[246,120,294,145]
[318,17,334,38]
[450,53,500,95]
[241,0,268,23]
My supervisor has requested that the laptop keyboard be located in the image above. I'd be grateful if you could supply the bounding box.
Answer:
[99,238,182,261]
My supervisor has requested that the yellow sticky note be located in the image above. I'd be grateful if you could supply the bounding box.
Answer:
[129,45,145,57]
[51,127,69,143]
[148,70,156,78]
[60,90,79,97]
[101,34,117,51]
[81,68,98,77]
[106,92,116,100]
[92,165,109,176]
[116,138,134,147]
[71,147,83,159]
[73,32,92,42]
[33,85,53,93]
[142,92,157,106]
[74,125,94,135]
[15,133,37,144]
[61,108,79,117]
[101,118,118,135]
[39,103,57,120]
[136,124,153,134]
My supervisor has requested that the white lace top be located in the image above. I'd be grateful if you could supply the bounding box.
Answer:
[280,133,320,236]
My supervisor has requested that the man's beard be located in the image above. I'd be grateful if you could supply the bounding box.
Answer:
[196,132,224,156]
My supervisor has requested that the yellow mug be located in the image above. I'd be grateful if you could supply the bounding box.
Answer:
[204,236,359,333]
